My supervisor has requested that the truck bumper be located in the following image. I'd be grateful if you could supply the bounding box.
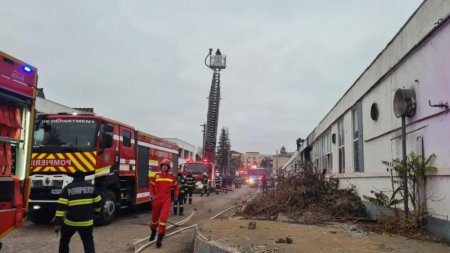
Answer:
[27,201,57,224]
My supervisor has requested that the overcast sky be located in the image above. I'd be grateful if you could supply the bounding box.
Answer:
[1,0,423,154]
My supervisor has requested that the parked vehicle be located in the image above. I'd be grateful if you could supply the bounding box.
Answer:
[0,51,37,247]
[182,161,217,192]
[28,114,178,225]
[246,167,268,188]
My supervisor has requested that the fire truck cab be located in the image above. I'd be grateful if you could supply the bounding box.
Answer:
[0,51,37,248]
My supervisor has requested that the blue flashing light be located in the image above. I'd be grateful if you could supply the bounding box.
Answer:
[23,66,32,73]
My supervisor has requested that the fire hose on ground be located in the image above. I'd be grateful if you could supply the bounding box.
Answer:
[133,205,241,253]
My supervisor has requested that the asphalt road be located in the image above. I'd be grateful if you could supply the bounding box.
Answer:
[2,185,256,253]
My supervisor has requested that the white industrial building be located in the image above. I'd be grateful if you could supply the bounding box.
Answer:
[35,89,85,115]
[164,138,197,166]
[291,0,450,240]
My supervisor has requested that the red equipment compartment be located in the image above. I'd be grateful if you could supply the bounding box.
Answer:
[0,52,37,98]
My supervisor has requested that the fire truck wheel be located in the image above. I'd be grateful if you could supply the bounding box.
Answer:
[28,209,53,224]
[96,189,117,226]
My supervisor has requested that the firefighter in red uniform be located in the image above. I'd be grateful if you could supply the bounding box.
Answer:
[149,159,179,248]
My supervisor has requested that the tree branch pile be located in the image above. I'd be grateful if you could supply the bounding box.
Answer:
[243,167,367,223]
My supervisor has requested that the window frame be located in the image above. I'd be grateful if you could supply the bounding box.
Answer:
[337,118,345,173]
[352,102,364,172]
[123,130,132,148]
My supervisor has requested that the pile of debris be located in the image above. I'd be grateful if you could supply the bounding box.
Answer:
[242,166,367,223]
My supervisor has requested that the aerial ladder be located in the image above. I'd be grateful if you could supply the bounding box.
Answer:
[203,49,227,163]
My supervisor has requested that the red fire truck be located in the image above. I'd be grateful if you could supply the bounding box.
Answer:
[28,114,179,225]
[182,160,217,192]
[0,51,37,248]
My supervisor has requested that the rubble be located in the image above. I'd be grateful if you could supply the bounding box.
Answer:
[275,236,293,244]
[242,166,367,223]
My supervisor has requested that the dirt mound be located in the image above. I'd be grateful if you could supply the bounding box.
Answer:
[242,168,366,223]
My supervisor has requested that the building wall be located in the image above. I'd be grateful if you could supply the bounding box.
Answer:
[272,155,291,175]
[36,97,83,114]
[241,152,272,169]
[298,1,450,241]
[164,138,196,166]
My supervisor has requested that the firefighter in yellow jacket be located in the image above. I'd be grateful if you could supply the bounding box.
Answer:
[53,170,102,253]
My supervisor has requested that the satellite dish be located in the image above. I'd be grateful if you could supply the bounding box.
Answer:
[393,88,416,118]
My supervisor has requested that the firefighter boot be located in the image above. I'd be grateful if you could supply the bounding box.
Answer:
[179,207,184,216]
[173,206,178,215]
[156,234,164,248]
[149,229,157,242]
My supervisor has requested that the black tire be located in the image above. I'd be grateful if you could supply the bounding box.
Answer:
[28,209,54,224]
[95,189,117,226]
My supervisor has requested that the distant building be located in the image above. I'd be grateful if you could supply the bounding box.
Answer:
[241,152,272,169]
[229,150,243,176]
[35,88,91,115]
[164,138,197,166]
[272,146,293,175]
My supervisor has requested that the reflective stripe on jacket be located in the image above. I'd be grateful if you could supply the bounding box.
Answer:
[54,179,102,227]
[150,173,179,199]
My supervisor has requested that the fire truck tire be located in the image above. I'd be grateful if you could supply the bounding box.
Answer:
[96,189,117,226]
[28,209,53,224]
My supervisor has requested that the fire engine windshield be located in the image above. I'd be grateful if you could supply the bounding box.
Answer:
[249,168,266,176]
[33,118,98,151]
[184,163,209,174]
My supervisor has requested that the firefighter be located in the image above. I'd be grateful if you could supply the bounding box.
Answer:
[214,173,221,194]
[184,170,195,204]
[173,169,186,216]
[149,159,179,248]
[261,174,267,193]
[222,174,230,192]
[53,170,102,253]
[200,172,210,196]
[234,175,241,189]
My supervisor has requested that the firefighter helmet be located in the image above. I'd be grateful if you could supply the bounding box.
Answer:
[160,159,171,170]
[187,170,193,175]
[178,169,183,175]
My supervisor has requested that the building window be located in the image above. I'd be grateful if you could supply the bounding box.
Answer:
[314,130,332,174]
[338,119,345,173]
[123,130,131,147]
[352,102,364,172]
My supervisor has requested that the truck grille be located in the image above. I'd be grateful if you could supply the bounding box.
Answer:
[32,180,44,188]
[53,180,63,188]
[31,179,64,188]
